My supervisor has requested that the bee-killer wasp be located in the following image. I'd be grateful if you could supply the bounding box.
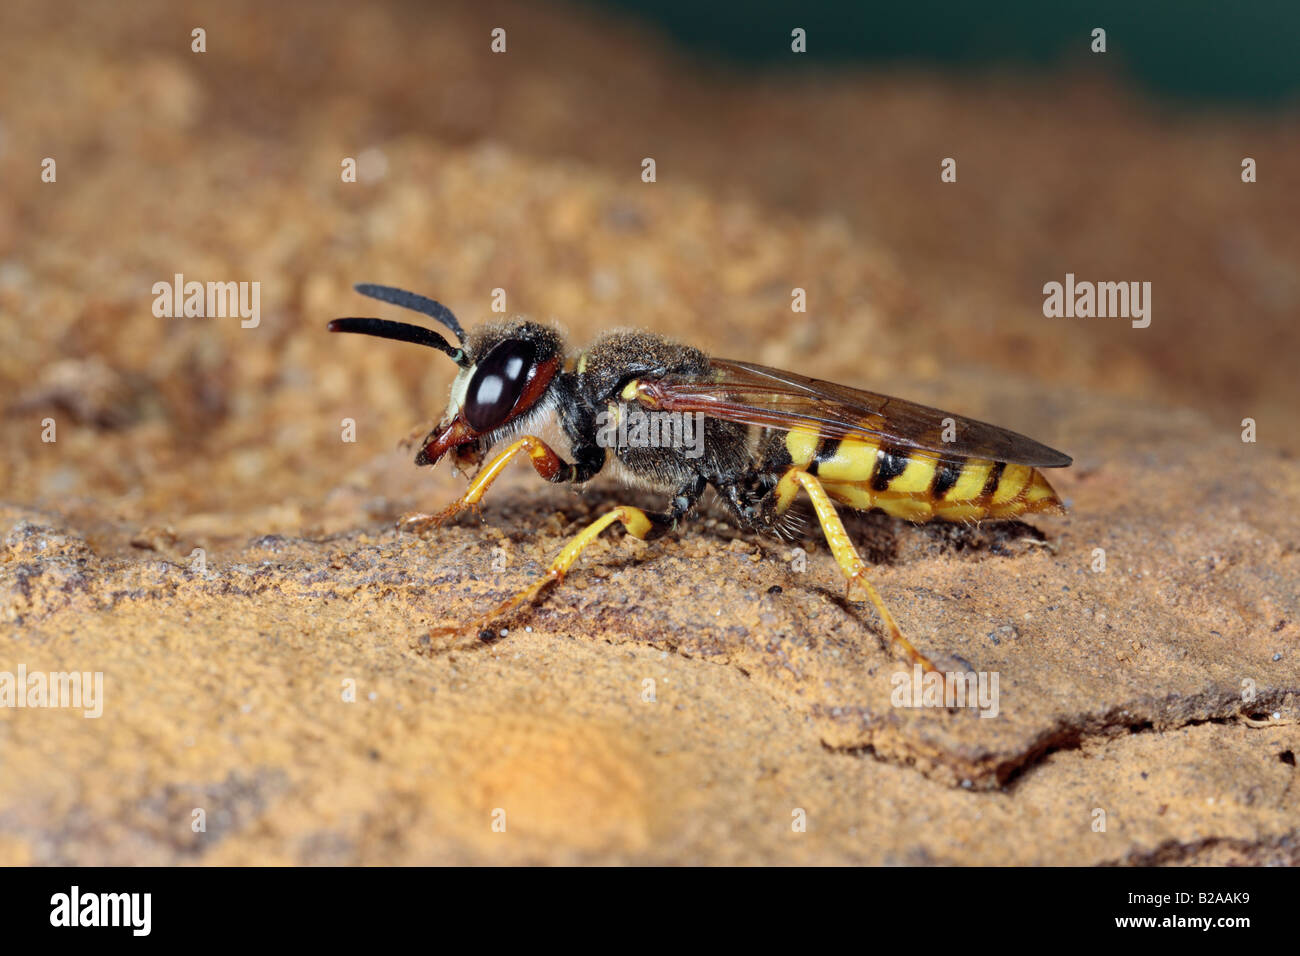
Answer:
[330,284,1072,670]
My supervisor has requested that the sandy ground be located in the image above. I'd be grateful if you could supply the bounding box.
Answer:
[0,0,1297,864]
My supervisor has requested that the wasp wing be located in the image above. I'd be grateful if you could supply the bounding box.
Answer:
[640,359,1072,468]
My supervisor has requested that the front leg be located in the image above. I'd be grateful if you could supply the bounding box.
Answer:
[399,435,603,533]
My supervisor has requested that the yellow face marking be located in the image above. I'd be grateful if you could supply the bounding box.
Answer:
[886,454,938,495]
[620,379,640,401]
[947,459,993,502]
[575,352,589,374]
[784,427,821,467]
[991,463,1032,504]
[815,439,880,483]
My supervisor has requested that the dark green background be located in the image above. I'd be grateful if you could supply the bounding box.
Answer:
[590,0,1299,106]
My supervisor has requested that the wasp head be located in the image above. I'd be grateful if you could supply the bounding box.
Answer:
[329,284,564,473]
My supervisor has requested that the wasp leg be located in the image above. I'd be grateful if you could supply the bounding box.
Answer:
[434,477,705,644]
[452,505,655,640]
[399,435,596,534]
[784,469,940,673]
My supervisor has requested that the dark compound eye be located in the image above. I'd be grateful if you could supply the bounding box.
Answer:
[464,339,536,432]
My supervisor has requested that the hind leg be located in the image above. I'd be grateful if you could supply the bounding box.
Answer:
[777,468,939,672]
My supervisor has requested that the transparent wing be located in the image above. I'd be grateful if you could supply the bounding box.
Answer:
[639,359,1072,467]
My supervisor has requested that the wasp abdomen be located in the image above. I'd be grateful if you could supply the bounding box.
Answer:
[779,429,1062,523]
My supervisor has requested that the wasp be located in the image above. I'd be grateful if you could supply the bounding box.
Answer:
[330,284,1071,670]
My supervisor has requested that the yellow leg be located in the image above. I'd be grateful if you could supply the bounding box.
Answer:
[433,505,655,642]
[400,435,569,533]
[789,470,939,673]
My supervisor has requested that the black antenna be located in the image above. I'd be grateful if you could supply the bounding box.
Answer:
[353,284,467,344]
[327,318,468,367]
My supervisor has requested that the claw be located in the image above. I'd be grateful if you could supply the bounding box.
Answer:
[422,623,483,656]
[424,568,565,654]
[430,502,465,527]
[397,511,439,535]
[397,499,482,535]
[843,567,941,676]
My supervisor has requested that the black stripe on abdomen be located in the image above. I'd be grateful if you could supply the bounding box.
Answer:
[807,437,841,477]
[931,459,961,499]
[871,446,910,492]
[980,461,1006,503]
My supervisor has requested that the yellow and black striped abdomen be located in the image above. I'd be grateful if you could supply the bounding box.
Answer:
[777,428,1063,523]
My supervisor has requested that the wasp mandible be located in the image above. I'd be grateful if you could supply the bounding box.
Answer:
[330,284,1071,670]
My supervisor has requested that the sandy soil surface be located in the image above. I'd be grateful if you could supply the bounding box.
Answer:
[1,0,1297,864]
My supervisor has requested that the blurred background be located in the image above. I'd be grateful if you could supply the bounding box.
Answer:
[1,0,1297,551]
[3,0,1300,870]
